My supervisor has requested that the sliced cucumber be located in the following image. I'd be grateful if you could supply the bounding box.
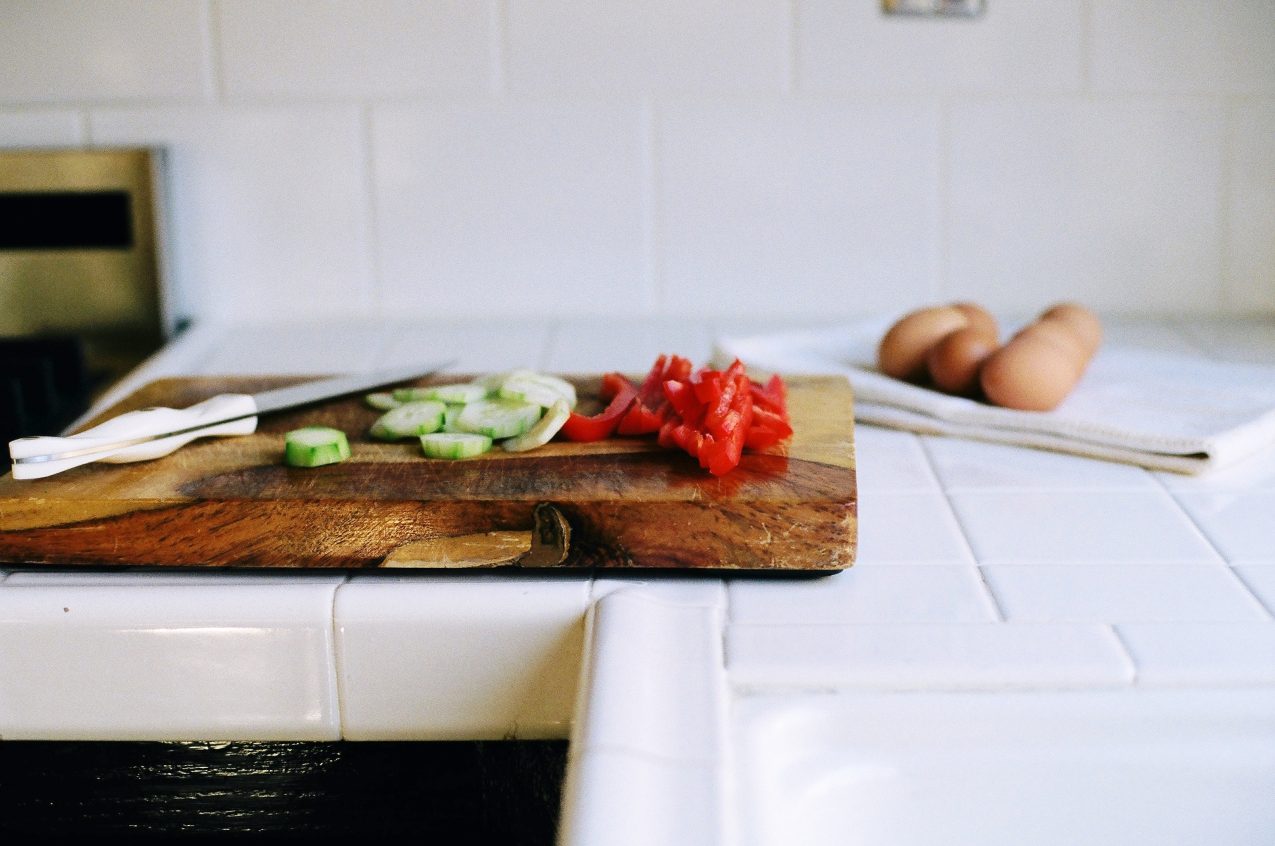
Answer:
[455,398,543,439]
[372,370,577,456]
[502,398,570,453]
[498,372,577,409]
[285,426,350,468]
[420,432,493,460]
[365,391,401,411]
[442,404,464,432]
[472,370,516,396]
[370,400,447,440]
[421,382,489,404]
[391,387,434,403]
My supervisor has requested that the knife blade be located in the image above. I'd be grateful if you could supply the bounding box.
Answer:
[7,359,454,480]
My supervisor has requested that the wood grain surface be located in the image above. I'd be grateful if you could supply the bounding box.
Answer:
[0,373,857,571]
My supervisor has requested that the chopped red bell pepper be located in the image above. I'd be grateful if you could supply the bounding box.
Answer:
[618,354,693,435]
[662,379,704,423]
[559,382,638,442]
[637,354,668,400]
[750,373,787,412]
[599,372,635,403]
[561,353,791,475]
[700,375,754,475]
[744,415,791,450]
[699,361,742,432]
[658,417,704,458]
[664,355,694,383]
[690,369,722,405]
[616,400,666,435]
[745,406,793,446]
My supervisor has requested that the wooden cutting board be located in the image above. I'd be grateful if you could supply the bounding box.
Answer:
[0,374,857,572]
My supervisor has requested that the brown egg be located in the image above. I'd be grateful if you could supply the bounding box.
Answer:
[950,302,999,343]
[1016,320,1088,371]
[980,333,1082,412]
[927,326,999,396]
[1040,302,1102,357]
[878,306,970,382]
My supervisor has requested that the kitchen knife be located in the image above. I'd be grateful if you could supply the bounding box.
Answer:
[7,360,454,480]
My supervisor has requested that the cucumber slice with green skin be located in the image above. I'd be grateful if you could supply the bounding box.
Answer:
[420,432,493,460]
[365,391,401,411]
[369,400,447,440]
[391,387,433,403]
[501,398,570,453]
[393,384,487,404]
[421,383,489,404]
[442,404,464,432]
[498,372,577,410]
[285,426,351,468]
[472,370,516,397]
[455,398,543,439]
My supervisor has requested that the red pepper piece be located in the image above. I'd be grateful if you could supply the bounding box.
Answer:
[750,406,792,438]
[673,423,704,458]
[559,383,637,442]
[599,372,636,403]
[703,361,747,437]
[704,420,751,475]
[750,374,789,417]
[663,379,704,424]
[618,354,688,436]
[744,416,792,450]
[690,369,722,405]
[637,355,669,404]
[664,355,694,384]
[657,415,681,449]
[616,400,666,435]
[593,354,791,475]
[744,428,780,451]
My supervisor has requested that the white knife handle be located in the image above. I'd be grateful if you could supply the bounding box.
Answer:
[8,393,259,480]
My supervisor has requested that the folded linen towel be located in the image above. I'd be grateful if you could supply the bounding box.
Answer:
[713,319,1275,474]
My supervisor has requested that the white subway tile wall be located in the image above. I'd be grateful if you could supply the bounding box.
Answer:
[0,0,210,104]
[659,99,942,315]
[0,109,84,146]
[90,105,372,321]
[1090,2,1275,95]
[1,1,1272,322]
[947,99,1226,314]
[504,0,789,95]
[1230,102,1275,312]
[216,0,493,99]
[371,101,648,315]
[796,0,1085,94]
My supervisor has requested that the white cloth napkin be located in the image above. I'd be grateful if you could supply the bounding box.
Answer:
[713,319,1275,474]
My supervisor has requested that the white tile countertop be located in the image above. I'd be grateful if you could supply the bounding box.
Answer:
[2,316,1274,844]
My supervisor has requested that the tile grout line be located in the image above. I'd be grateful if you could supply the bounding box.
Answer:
[1148,473,1274,621]
[1230,567,1275,621]
[1103,623,1141,688]
[1078,0,1094,97]
[711,598,737,846]
[917,436,1006,621]
[1146,476,1230,567]
[1217,97,1235,311]
[935,97,952,301]
[329,576,351,739]
[358,102,383,316]
[489,0,508,98]
[784,0,799,96]
[204,0,227,104]
[643,98,663,313]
